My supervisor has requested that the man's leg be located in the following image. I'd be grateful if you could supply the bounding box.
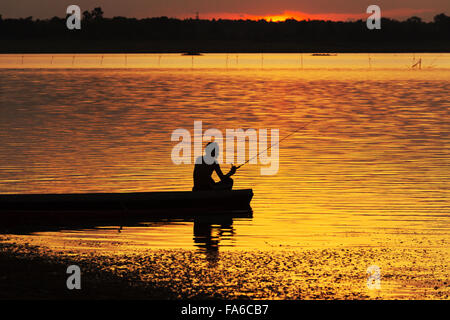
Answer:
[213,177,233,190]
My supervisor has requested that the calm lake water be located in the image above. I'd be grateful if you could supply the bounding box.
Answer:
[0,53,448,255]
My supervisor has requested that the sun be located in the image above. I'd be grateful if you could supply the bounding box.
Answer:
[262,11,310,22]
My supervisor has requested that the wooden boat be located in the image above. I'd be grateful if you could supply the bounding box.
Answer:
[311,53,337,56]
[0,189,253,224]
[182,51,202,56]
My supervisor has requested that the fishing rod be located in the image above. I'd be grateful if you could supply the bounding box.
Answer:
[235,122,311,170]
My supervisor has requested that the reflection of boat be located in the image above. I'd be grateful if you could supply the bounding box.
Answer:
[0,211,253,235]
[311,53,337,56]
[182,52,202,56]
[0,189,253,224]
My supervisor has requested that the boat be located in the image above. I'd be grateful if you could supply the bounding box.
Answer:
[311,53,338,56]
[0,189,253,224]
[182,51,202,56]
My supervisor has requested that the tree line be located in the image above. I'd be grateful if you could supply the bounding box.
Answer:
[1,8,449,52]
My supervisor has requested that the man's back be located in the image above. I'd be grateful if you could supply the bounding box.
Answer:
[193,156,218,190]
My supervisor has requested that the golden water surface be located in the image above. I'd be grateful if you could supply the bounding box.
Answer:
[0,54,448,299]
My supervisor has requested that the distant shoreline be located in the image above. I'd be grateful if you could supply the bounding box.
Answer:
[2,13,449,54]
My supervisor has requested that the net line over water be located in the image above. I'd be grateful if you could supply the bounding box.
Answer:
[1,53,449,69]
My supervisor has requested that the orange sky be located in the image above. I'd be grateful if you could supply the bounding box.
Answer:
[0,0,446,22]
[198,10,361,21]
[196,8,436,22]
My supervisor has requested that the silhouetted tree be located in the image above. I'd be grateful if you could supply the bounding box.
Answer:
[433,13,450,34]
[434,13,450,24]
[92,7,104,20]
[83,10,92,22]
[406,16,422,24]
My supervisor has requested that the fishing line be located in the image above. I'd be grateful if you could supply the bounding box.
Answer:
[236,122,312,170]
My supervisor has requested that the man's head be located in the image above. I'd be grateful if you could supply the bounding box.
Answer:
[204,141,219,159]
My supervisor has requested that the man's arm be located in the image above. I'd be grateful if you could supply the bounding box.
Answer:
[214,164,237,180]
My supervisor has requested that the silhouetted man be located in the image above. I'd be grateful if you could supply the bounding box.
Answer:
[193,142,236,191]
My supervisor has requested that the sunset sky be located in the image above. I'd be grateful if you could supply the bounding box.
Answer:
[0,0,449,21]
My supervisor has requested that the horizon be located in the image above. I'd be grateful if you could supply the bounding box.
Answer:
[1,10,448,23]
[0,0,449,22]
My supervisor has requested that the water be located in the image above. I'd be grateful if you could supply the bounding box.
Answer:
[0,53,448,254]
